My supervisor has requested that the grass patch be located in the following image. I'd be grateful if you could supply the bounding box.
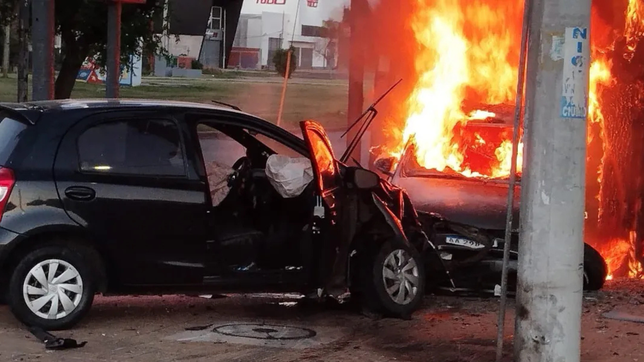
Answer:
[0,76,349,129]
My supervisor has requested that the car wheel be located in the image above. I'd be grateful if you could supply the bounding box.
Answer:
[8,245,96,330]
[356,241,426,317]
[583,243,608,291]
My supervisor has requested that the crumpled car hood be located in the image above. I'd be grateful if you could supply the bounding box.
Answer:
[394,175,521,231]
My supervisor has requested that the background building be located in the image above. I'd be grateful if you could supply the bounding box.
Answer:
[157,0,243,69]
[231,0,348,70]
[156,0,346,70]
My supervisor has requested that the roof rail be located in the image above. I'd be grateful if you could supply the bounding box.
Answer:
[211,100,242,111]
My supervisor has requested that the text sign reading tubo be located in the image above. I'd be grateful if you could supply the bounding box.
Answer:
[560,27,590,119]
[256,0,287,4]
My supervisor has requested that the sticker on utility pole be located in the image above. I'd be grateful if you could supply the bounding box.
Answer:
[560,27,590,119]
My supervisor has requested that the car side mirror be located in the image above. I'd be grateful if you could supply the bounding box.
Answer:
[353,168,380,189]
[374,157,395,176]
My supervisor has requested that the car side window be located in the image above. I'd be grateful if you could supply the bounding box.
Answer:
[196,123,247,206]
[252,132,304,158]
[78,119,186,176]
[197,123,247,168]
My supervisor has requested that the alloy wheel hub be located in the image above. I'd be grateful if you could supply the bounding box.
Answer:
[382,249,420,305]
[23,259,84,320]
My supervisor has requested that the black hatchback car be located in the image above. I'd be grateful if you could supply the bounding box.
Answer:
[0,99,437,330]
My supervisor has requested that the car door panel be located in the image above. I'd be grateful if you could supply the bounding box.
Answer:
[299,120,347,293]
[53,111,209,286]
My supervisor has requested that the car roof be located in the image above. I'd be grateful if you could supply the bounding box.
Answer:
[0,99,246,124]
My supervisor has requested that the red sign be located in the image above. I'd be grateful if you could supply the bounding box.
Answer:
[307,0,318,7]
[256,0,286,4]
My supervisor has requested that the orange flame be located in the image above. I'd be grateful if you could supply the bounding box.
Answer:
[586,2,644,280]
[596,238,631,280]
[385,0,644,280]
[624,0,644,60]
[400,0,523,179]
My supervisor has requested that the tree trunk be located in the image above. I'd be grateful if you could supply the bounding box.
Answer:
[54,31,89,99]
[54,53,87,99]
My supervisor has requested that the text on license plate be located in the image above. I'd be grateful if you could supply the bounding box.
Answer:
[445,236,485,249]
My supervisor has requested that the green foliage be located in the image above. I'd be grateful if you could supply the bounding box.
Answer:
[0,0,170,96]
[272,47,297,78]
[53,0,167,69]
[191,59,203,70]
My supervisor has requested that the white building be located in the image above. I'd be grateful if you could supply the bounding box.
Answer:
[232,0,348,69]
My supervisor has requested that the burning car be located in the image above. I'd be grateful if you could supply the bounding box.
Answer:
[373,117,608,294]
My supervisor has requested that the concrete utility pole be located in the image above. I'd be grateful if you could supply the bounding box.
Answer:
[3,23,10,78]
[515,0,591,361]
[31,0,55,100]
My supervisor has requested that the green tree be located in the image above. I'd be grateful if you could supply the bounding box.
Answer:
[1,0,168,99]
[272,47,297,78]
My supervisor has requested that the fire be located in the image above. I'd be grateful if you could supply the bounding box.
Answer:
[400,0,523,179]
[585,2,644,280]
[624,0,644,60]
[588,58,614,220]
[379,0,644,280]
[597,238,631,280]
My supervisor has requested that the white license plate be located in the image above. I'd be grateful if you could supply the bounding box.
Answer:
[445,236,485,249]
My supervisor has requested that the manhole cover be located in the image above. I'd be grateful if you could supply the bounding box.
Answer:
[213,323,317,340]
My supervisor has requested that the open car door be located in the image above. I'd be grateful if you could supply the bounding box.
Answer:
[299,120,349,297]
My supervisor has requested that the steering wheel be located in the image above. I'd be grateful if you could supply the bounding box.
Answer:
[228,156,251,189]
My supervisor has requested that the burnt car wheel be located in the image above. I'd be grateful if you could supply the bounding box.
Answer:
[583,243,608,291]
[356,241,426,317]
[8,244,96,330]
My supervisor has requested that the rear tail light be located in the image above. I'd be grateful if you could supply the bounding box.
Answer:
[0,167,15,222]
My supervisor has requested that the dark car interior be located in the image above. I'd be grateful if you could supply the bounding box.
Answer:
[197,123,319,277]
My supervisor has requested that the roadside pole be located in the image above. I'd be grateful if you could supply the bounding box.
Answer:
[31,0,55,100]
[515,0,591,361]
[106,0,122,98]
[3,23,10,78]
[346,0,366,161]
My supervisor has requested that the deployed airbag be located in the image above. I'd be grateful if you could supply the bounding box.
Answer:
[265,154,314,198]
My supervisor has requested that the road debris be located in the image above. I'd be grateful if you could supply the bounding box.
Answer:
[29,326,87,350]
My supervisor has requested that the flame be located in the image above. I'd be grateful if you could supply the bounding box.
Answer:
[399,0,523,179]
[381,0,644,280]
[588,2,644,280]
[624,0,644,60]
[596,238,631,280]
[588,58,614,220]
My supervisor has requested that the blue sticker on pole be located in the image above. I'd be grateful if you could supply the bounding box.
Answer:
[560,27,590,119]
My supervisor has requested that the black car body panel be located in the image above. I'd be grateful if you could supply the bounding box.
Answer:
[0,99,437,322]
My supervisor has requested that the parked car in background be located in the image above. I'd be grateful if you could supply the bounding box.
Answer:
[375,121,608,294]
[0,100,439,330]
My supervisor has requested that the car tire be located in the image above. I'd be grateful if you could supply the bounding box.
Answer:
[355,240,426,318]
[8,244,96,330]
[583,243,608,291]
